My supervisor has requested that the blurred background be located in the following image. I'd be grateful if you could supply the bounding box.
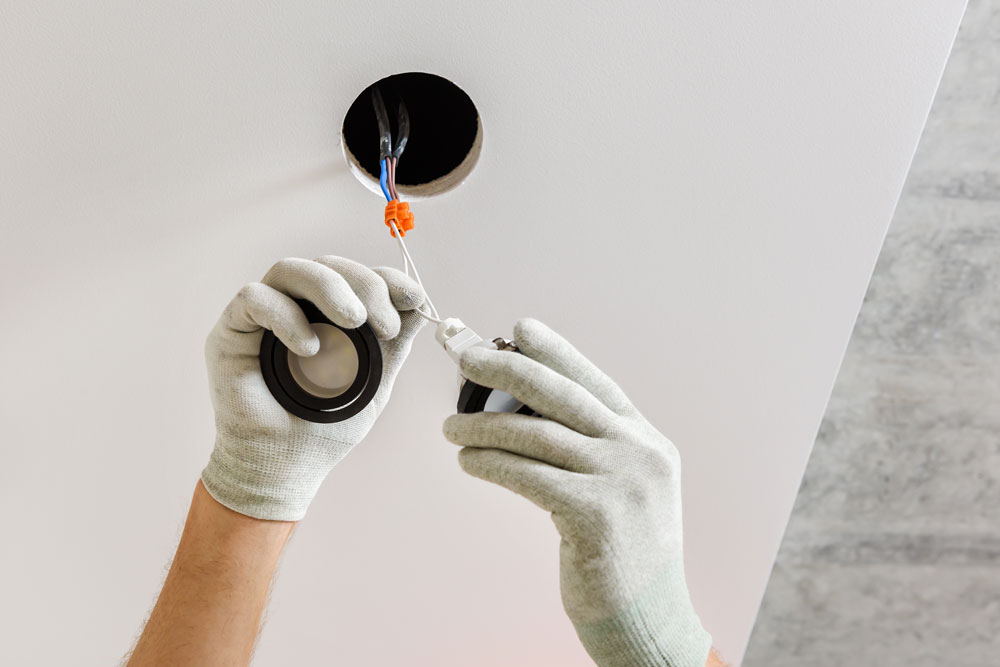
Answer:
[745,2,1000,664]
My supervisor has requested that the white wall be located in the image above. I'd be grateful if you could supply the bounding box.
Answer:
[0,2,965,664]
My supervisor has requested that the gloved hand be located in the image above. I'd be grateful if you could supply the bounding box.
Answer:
[201,256,425,521]
[443,319,712,667]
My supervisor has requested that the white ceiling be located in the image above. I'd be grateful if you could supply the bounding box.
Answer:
[0,2,966,664]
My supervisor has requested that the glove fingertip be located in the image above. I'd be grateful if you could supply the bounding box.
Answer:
[372,266,426,311]
[289,333,321,357]
[459,347,506,388]
[456,446,481,473]
[442,414,467,443]
[514,317,548,349]
[370,309,402,341]
[343,303,368,330]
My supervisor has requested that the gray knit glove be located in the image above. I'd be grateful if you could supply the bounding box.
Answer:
[202,256,425,521]
[443,318,712,667]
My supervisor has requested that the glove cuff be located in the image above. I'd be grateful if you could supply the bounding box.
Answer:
[574,560,712,667]
[201,432,336,521]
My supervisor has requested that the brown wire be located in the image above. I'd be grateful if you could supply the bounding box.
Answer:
[388,156,400,200]
[386,157,394,200]
[392,157,399,199]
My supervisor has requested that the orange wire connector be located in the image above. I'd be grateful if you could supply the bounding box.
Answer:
[384,199,414,237]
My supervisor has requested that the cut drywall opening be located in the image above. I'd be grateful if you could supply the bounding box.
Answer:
[342,72,482,198]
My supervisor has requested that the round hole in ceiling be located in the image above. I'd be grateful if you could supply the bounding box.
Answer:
[342,72,481,198]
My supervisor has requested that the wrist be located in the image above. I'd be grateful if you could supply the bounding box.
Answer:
[187,481,295,563]
[574,560,712,667]
[201,430,338,521]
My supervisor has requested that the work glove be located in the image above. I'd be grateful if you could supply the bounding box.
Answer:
[443,318,712,667]
[201,256,426,521]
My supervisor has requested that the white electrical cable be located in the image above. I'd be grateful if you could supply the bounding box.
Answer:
[390,220,443,324]
[394,229,412,277]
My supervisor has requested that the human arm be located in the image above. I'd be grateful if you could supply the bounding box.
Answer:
[128,481,293,666]
[443,318,718,667]
[127,256,425,664]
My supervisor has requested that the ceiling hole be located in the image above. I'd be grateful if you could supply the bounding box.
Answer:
[342,72,481,198]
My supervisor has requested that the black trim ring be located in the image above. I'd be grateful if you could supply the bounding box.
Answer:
[259,299,382,423]
[457,379,536,416]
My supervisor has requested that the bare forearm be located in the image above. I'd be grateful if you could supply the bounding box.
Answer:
[128,481,294,666]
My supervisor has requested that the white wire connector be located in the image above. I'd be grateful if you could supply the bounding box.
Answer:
[435,317,496,366]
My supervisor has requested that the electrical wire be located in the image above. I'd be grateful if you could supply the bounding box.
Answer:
[378,158,392,202]
[373,89,442,325]
[386,155,438,320]
[392,101,409,159]
[385,158,392,198]
[387,156,399,200]
[371,86,392,159]
[387,158,438,320]
[390,220,442,323]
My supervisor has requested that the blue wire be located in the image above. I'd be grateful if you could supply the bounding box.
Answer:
[379,158,392,201]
